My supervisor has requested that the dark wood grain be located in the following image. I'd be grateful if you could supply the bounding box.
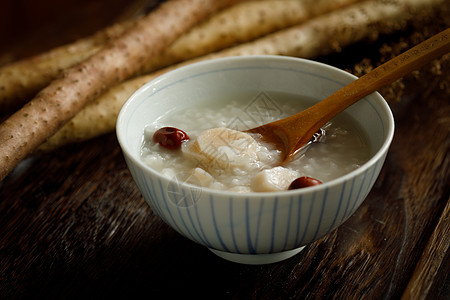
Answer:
[403,198,450,299]
[1,1,449,299]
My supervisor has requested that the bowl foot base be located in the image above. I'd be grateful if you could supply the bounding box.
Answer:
[209,246,305,265]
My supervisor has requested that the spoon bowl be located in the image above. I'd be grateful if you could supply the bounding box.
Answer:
[246,28,450,164]
[117,54,395,264]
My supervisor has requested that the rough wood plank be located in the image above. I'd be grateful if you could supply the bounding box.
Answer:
[401,198,450,299]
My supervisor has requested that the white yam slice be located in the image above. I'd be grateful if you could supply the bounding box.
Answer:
[183,127,260,173]
[187,167,215,187]
[251,166,299,192]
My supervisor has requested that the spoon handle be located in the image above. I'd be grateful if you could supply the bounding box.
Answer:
[269,28,450,163]
[248,29,450,164]
[304,28,450,128]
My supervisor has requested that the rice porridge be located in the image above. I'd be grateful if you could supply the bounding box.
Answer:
[140,92,371,192]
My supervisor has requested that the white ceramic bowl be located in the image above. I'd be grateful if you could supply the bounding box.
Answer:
[116,56,394,265]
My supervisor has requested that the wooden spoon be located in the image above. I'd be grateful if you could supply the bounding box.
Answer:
[246,28,450,164]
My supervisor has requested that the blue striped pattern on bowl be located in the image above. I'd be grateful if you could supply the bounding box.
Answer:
[124,151,387,254]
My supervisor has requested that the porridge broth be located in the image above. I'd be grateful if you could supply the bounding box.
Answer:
[141,92,371,192]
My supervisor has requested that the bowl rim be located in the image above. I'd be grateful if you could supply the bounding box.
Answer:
[116,55,395,197]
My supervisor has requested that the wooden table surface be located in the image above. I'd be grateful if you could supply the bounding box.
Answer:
[0,1,449,299]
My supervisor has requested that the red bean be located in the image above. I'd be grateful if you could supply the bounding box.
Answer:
[288,176,322,190]
[153,127,189,150]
